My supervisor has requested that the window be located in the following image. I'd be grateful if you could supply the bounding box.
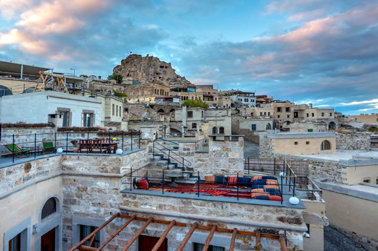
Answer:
[260,112,263,116]
[363,178,370,183]
[266,123,271,130]
[244,98,248,102]
[83,113,94,127]
[294,141,298,145]
[306,141,310,145]
[8,233,21,251]
[277,115,280,118]
[321,112,324,117]
[321,140,331,150]
[193,243,225,251]
[286,107,290,112]
[80,225,100,248]
[277,107,282,112]
[212,127,218,134]
[264,112,266,115]
[330,113,333,116]
[219,127,225,134]
[116,105,118,116]
[119,106,122,117]
[251,124,256,131]
[0,85,12,97]
[42,198,57,219]
[192,123,197,129]
[251,112,254,117]
[287,114,290,118]
[311,113,314,117]
[112,104,115,116]
[376,178,378,185]
[139,235,167,251]
[268,112,270,116]
[187,111,193,118]
[308,129,313,132]
[306,113,309,117]
[201,111,204,118]
[57,109,71,127]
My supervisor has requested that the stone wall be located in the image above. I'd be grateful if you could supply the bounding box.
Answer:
[336,132,371,150]
[179,138,245,176]
[259,134,274,159]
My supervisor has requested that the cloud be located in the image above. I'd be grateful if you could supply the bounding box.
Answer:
[341,99,378,106]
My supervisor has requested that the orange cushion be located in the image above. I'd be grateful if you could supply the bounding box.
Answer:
[251,176,262,182]
[205,176,215,184]
[251,188,264,193]
[266,179,278,185]
[227,176,238,186]
[251,192,269,198]
[264,185,280,190]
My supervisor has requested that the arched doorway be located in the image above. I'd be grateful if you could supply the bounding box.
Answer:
[328,121,336,130]
[39,197,61,251]
[321,140,331,150]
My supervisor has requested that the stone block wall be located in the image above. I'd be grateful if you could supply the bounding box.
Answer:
[178,138,245,176]
[336,132,371,150]
[259,134,274,159]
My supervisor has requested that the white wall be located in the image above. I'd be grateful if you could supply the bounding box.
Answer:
[0,91,102,127]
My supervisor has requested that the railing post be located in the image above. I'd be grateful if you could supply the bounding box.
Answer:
[162,169,165,194]
[54,132,57,151]
[138,133,141,149]
[280,175,283,204]
[131,133,133,151]
[12,134,15,163]
[152,140,155,154]
[182,157,184,170]
[293,176,296,197]
[87,131,89,154]
[66,132,68,153]
[237,173,239,201]
[197,171,200,197]
[274,158,276,175]
[122,132,124,151]
[130,167,132,191]
[34,133,37,159]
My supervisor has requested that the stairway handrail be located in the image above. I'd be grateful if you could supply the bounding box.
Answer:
[153,140,193,168]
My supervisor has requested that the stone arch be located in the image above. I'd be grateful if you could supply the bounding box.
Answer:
[328,121,336,130]
[41,197,58,220]
[219,126,225,134]
[157,109,165,114]
[0,85,12,97]
[266,123,272,130]
[212,126,218,134]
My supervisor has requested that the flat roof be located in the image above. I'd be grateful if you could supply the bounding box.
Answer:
[291,150,378,165]
[267,132,336,139]
[0,60,50,76]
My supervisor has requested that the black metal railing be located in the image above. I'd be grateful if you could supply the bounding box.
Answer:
[128,169,299,204]
[152,140,193,170]
[0,131,142,164]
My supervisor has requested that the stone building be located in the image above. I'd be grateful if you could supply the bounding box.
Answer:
[230,91,256,108]
[0,91,103,127]
[349,113,378,124]
[121,83,170,104]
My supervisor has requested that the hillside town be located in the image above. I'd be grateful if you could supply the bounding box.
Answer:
[0,54,377,251]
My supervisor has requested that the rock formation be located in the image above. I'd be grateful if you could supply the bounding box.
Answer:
[113,54,194,89]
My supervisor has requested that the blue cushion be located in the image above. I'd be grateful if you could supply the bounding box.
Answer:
[254,195,269,200]
[215,176,226,185]
[237,177,250,186]
[261,176,277,180]
[252,179,267,185]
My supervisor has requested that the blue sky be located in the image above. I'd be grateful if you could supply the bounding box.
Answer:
[0,0,377,115]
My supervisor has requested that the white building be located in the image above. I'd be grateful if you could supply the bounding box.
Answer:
[0,91,102,127]
[231,91,256,108]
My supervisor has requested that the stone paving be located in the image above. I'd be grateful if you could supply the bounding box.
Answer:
[324,226,368,251]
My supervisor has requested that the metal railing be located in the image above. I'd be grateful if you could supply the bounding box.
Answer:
[152,140,193,170]
[128,169,300,204]
[0,131,142,164]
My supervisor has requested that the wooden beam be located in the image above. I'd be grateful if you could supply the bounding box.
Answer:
[69,213,119,251]
[119,215,186,227]
[78,246,98,251]
[177,223,198,251]
[98,215,136,250]
[280,234,287,251]
[202,226,216,251]
[121,217,153,251]
[151,220,176,251]
[229,228,238,251]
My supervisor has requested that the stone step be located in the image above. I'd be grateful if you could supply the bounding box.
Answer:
[175,179,198,185]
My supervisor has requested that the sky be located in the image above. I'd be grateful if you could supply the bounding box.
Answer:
[0,0,377,115]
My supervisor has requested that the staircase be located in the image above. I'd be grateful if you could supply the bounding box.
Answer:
[149,139,197,185]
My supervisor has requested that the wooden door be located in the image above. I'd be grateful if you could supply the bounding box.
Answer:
[41,228,55,251]
[138,235,167,251]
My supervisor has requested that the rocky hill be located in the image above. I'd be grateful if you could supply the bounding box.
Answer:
[113,54,194,89]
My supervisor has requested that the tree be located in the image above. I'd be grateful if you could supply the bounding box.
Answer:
[108,74,123,84]
[113,89,128,98]
[182,99,209,109]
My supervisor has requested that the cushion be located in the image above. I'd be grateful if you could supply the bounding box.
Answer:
[251,192,269,198]
[261,176,277,180]
[237,177,250,186]
[253,195,269,200]
[268,195,282,201]
[251,176,262,182]
[252,179,267,185]
[265,188,281,195]
[266,179,278,185]
[227,176,238,186]
[6,144,21,152]
[43,141,54,149]
[251,188,264,193]
[251,184,265,189]
[215,176,226,185]
[137,178,149,190]
[205,176,215,184]
[264,185,280,190]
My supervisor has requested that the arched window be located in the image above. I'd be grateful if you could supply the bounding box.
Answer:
[157,109,165,114]
[266,123,272,130]
[219,127,225,134]
[321,140,331,150]
[0,85,12,97]
[212,126,218,134]
[23,87,35,93]
[41,198,57,219]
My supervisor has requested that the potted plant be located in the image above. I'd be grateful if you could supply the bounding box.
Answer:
[71,140,79,153]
